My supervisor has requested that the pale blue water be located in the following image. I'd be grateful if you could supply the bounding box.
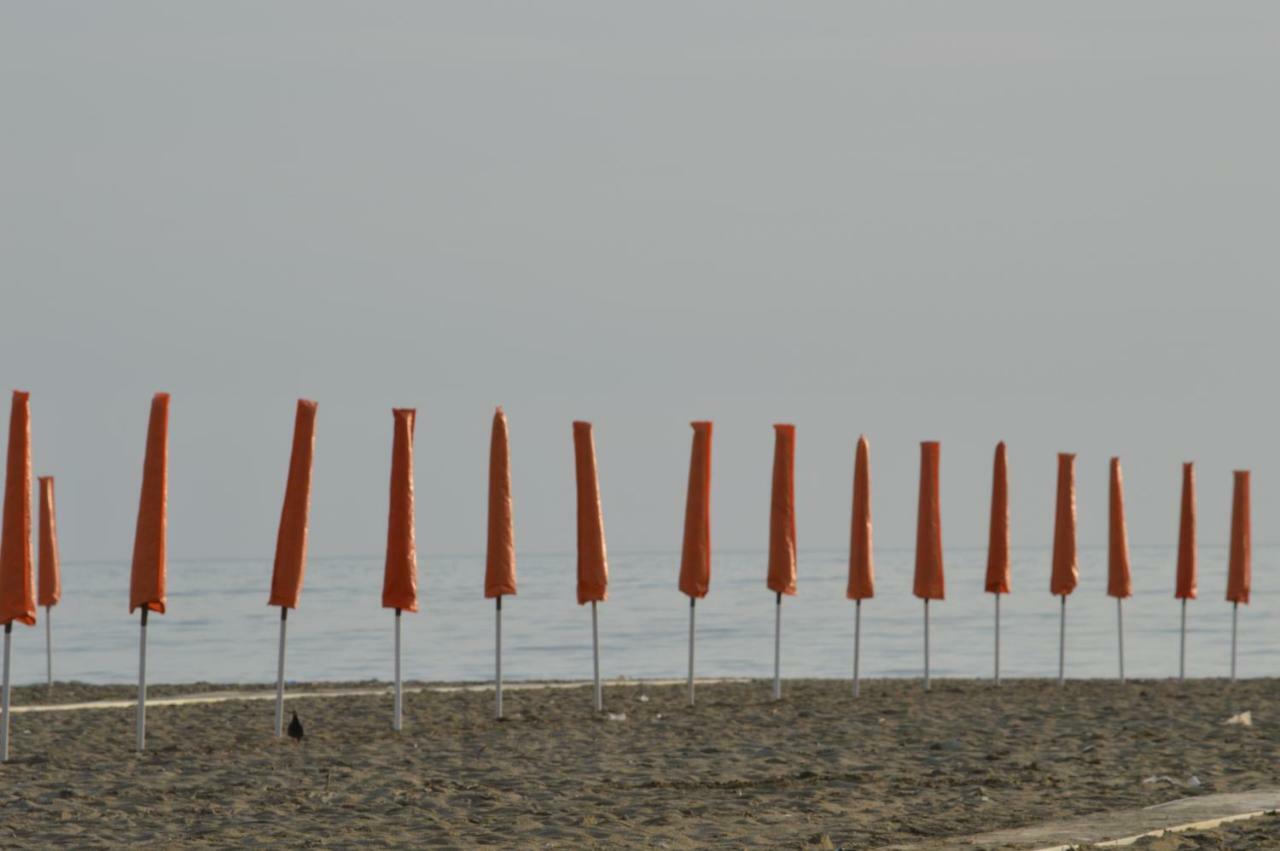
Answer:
[8,546,1273,686]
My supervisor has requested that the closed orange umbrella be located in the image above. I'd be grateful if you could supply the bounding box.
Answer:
[0,391,35,627]
[1227,470,1250,681]
[485,408,516,598]
[382,409,418,612]
[1108,457,1132,683]
[1050,453,1077,686]
[130,392,169,753]
[268,399,318,737]
[1108,459,1132,600]
[573,422,608,605]
[847,435,873,697]
[1174,462,1195,681]
[38,476,60,694]
[270,399,318,610]
[985,442,1009,686]
[766,424,796,701]
[572,421,608,712]
[37,477,59,609]
[485,407,515,720]
[679,420,712,706]
[913,441,943,690]
[0,391,34,763]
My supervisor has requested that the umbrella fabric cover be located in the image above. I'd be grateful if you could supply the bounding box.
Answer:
[269,399,318,609]
[766,424,797,596]
[913,442,945,601]
[37,476,60,608]
[484,408,516,599]
[1226,470,1251,605]
[678,421,713,599]
[1050,453,1079,597]
[381,408,418,612]
[984,442,1010,595]
[1175,463,1197,600]
[129,393,169,615]
[573,421,608,605]
[846,436,874,600]
[1108,458,1133,599]
[0,391,35,626]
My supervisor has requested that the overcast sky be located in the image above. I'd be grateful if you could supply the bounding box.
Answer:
[1,3,1275,565]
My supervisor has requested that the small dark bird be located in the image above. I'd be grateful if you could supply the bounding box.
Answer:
[288,710,304,743]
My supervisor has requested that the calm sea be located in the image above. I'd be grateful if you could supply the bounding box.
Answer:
[9,546,1273,686]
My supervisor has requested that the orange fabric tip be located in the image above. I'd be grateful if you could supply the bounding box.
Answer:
[913,441,944,601]
[484,407,516,599]
[1108,457,1132,599]
[984,442,1010,595]
[766,424,797,596]
[0,391,36,626]
[573,421,608,605]
[1227,470,1251,605]
[1174,462,1197,600]
[130,393,169,615]
[1050,453,1079,597]
[382,408,418,612]
[846,435,874,601]
[269,399,318,610]
[38,476,60,608]
[678,421,713,599]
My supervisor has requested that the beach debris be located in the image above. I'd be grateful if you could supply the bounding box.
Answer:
[1142,775,1201,788]
[1224,710,1253,727]
[607,712,627,722]
[638,694,650,703]
[288,710,304,742]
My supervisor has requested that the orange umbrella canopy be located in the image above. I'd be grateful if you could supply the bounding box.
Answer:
[269,399,318,610]
[1050,453,1079,597]
[484,407,516,599]
[573,421,608,605]
[381,408,418,612]
[1107,458,1133,600]
[678,421,713,599]
[1175,462,1197,600]
[913,441,944,601]
[0,391,35,626]
[1226,470,1251,605]
[37,476,60,608]
[846,435,874,601]
[984,442,1010,595]
[129,393,169,615]
[766,424,797,596]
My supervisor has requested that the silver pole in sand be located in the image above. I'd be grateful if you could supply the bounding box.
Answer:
[45,605,52,694]
[852,599,862,698]
[137,608,148,752]
[994,594,1001,687]
[394,608,403,731]
[274,608,288,737]
[687,598,696,707]
[495,596,503,720]
[1057,595,1066,687]
[923,599,930,692]
[772,592,782,701]
[1230,602,1239,682]
[1117,598,1125,684]
[591,601,602,712]
[1,622,11,762]
[1179,598,1187,682]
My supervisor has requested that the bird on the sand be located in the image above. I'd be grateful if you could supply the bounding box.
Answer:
[288,710,304,743]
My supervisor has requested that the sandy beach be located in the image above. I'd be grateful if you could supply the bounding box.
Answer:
[0,678,1276,849]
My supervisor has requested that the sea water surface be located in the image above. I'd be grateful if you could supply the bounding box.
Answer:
[10,546,1274,686]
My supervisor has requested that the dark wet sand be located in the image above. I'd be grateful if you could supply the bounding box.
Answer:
[0,678,1275,848]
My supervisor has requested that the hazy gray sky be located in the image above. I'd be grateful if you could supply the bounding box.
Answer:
[2,3,1276,566]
